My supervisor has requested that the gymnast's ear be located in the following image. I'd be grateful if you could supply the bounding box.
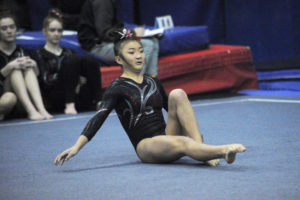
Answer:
[115,56,123,65]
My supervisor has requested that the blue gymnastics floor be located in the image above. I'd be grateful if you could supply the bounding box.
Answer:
[0,95,300,200]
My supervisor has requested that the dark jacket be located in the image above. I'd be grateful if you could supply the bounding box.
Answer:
[77,0,119,51]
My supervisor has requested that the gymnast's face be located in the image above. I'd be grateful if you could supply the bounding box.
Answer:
[116,40,145,73]
[43,19,63,45]
[0,17,17,43]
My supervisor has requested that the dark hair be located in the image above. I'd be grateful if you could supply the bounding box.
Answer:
[43,8,63,29]
[107,26,141,56]
[0,8,18,28]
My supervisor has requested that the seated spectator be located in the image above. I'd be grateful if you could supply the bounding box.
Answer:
[34,9,102,115]
[0,9,52,121]
[77,0,159,77]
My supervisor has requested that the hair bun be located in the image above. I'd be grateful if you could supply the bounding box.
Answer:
[106,25,137,43]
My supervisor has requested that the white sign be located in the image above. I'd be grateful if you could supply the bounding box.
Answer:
[154,15,174,30]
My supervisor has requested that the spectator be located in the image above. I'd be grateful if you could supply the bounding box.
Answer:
[77,0,159,77]
[34,8,102,114]
[0,9,53,121]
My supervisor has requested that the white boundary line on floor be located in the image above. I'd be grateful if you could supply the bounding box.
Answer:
[192,99,248,107]
[246,98,300,104]
[0,113,118,128]
[193,98,300,108]
[1,97,300,128]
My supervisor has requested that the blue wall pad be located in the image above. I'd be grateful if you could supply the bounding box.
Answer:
[16,26,209,59]
[158,26,209,57]
[239,89,300,97]
[259,81,300,91]
[257,69,300,81]
[125,24,209,57]
[137,0,225,43]
[16,31,88,56]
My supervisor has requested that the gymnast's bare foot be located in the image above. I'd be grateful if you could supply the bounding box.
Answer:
[39,110,53,120]
[205,159,220,167]
[224,144,246,164]
[28,111,44,121]
[64,103,77,115]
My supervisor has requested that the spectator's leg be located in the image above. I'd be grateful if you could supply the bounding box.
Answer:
[90,42,116,65]
[80,55,102,108]
[24,68,53,119]
[140,38,159,76]
[60,55,81,114]
[8,70,44,120]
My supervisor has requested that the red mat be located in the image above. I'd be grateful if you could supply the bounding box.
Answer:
[100,44,258,94]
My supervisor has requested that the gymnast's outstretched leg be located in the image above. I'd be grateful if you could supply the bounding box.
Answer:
[136,89,246,165]
[136,135,246,164]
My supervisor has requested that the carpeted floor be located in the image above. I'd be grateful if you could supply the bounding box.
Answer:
[1,95,300,200]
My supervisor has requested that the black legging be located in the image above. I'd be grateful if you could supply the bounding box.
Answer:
[79,54,102,103]
[44,54,102,111]
[43,53,80,110]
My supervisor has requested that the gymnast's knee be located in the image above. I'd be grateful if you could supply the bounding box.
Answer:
[0,92,17,113]
[169,89,188,103]
[1,92,17,105]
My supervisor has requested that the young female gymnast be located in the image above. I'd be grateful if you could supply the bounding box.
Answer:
[54,28,246,166]
[35,9,102,114]
[0,9,52,120]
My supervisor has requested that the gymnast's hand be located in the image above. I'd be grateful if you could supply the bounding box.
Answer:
[54,146,79,166]
[54,135,88,166]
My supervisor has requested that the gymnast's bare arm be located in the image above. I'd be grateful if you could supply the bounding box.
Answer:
[54,135,88,166]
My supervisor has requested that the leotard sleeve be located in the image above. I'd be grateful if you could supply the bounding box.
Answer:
[81,82,119,141]
[154,78,168,111]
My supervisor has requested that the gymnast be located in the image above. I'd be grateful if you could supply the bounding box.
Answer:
[54,27,246,166]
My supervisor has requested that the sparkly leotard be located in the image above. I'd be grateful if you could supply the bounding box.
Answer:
[81,75,168,149]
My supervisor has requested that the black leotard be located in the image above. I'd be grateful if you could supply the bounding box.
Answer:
[81,75,169,149]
